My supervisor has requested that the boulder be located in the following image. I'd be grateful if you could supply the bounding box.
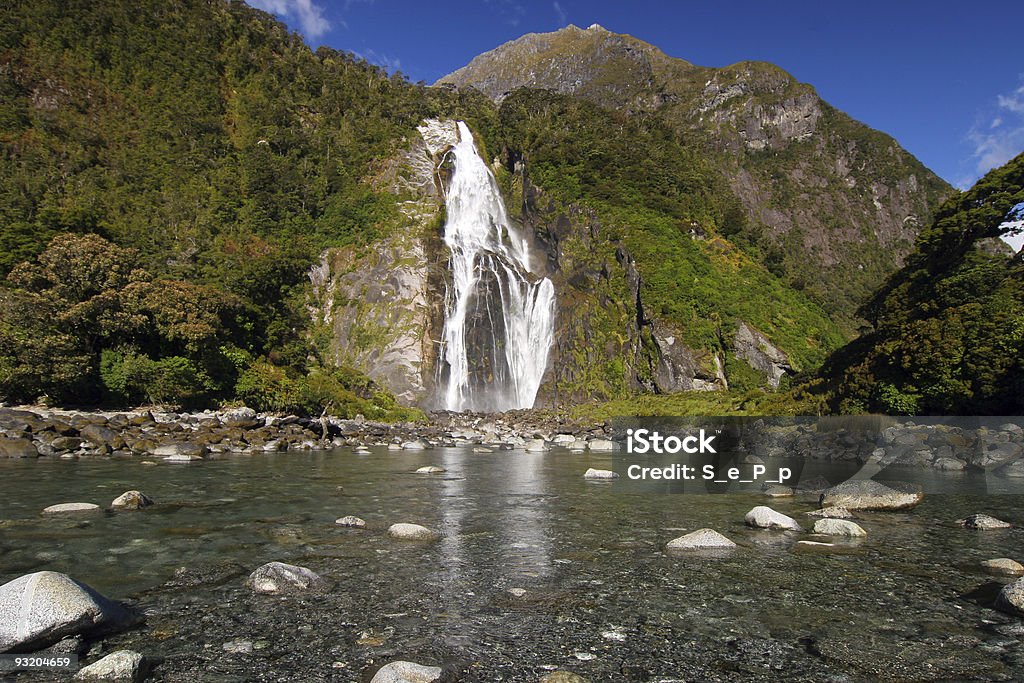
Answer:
[401,440,429,450]
[387,523,439,541]
[0,437,39,458]
[370,661,442,683]
[110,491,154,510]
[933,457,967,471]
[74,650,146,682]
[665,528,736,551]
[583,468,618,480]
[744,506,802,531]
[0,571,135,653]
[524,438,549,452]
[415,466,445,474]
[153,442,207,458]
[812,518,866,537]
[819,480,923,511]
[982,558,1024,576]
[245,562,323,595]
[43,503,100,514]
[335,516,366,528]
[221,407,260,429]
[50,436,85,452]
[956,514,1012,530]
[996,577,1024,616]
[587,439,616,451]
[79,425,125,452]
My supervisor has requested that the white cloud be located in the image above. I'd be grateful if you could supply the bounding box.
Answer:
[249,0,332,39]
[554,1,567,26]
[965,79,1024,185]
[484,0,525,27]
[357,48,402,74]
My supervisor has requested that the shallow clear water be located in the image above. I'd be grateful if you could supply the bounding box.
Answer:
[3,449,1024,682]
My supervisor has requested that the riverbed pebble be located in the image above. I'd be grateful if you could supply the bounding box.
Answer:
[744,505,802,531]
[666,528,736,551]
[370,660,442,683]
[387,523,439,541]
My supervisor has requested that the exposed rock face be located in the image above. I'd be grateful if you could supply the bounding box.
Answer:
[0,572,135,653]
[733,321,793,388]
[309,120,457,407]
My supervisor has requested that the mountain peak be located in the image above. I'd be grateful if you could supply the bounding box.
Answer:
[436,25,682,105]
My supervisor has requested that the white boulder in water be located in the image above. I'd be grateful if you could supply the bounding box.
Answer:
[0,571,134,652]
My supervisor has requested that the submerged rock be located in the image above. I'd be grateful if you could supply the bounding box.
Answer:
[0,571,135,653]
[540,673,591,683]
[370,660,442,683]
[812,518,866,537]
[74,650,146,682]
[744,505,802,531]
[583,468,618,480]
[110,491,154,510]
[982,558,1024,576]
[957,514,1012,530]
[665,528,736,551]
[335,516,366,528]
[387,523,439,541]
[819,480,923,510]
[42,503,100,514]
[245,562,323,595]
[415,466,445,474]
[806,507,854,519]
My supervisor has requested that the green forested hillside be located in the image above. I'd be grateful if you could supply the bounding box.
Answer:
[819,153,1024,414]
[0,0,488,412]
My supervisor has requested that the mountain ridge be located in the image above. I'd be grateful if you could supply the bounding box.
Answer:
[438,24,953,329]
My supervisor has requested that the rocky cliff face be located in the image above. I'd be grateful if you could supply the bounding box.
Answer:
[309,120,458,406]
[438,24,952,328]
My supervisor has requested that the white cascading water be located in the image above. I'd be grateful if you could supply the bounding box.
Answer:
[440,121,556,412]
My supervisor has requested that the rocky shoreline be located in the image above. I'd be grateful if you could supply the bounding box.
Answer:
[0,406,614,462]
[1,407,1023,475]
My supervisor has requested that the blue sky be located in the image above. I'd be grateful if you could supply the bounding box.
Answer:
[249,0,1023,190]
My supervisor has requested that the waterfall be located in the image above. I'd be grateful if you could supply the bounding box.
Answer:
[439,121,556,412]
